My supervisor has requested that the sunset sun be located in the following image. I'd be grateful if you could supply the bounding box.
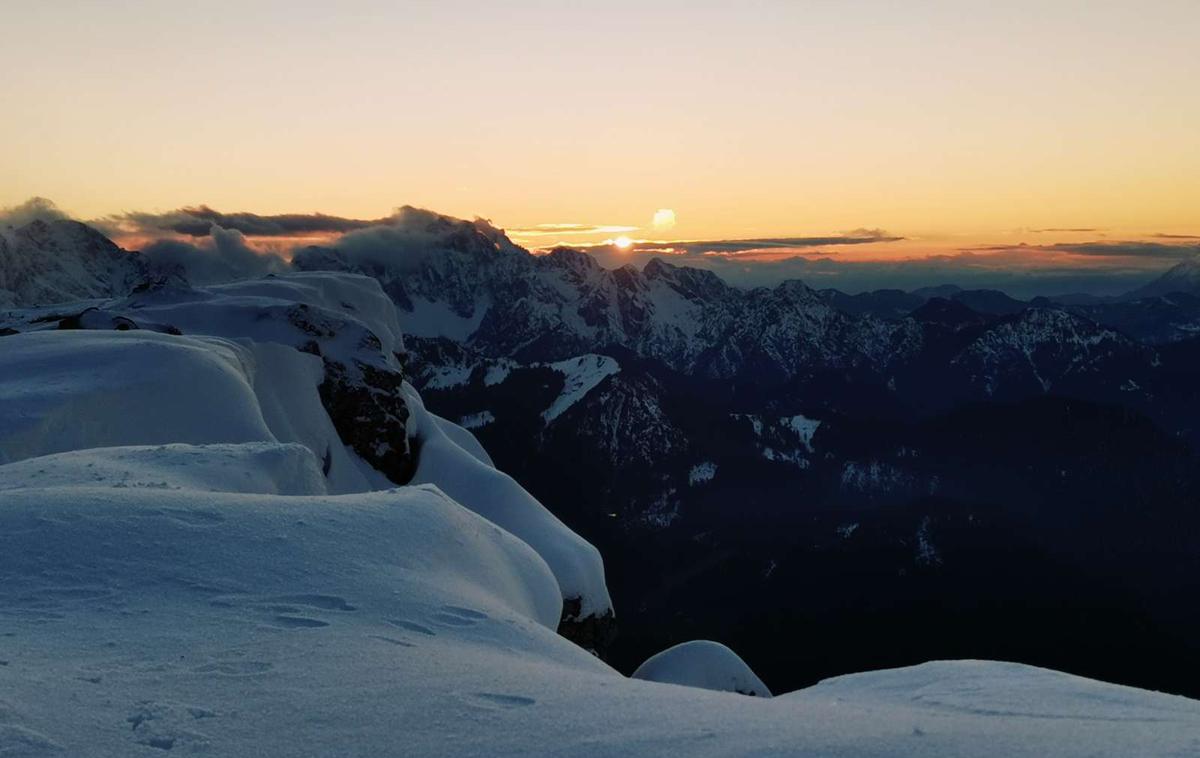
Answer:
[613,235,633,250]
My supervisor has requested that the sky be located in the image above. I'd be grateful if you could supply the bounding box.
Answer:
[1,1,1198,295]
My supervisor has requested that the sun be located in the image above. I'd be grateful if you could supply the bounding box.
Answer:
[613,236,634,250]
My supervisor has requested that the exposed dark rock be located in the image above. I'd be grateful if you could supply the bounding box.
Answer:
[318,357,414,485]
[557,597,616,658]
[286,303,415,485]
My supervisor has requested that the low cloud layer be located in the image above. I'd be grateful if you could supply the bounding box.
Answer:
[679,243,1200,298]
[507,223,638,237]
[567,235,1199,297]
[967,241,1200,260]
[95,206,396,239]
[141,225,289,285]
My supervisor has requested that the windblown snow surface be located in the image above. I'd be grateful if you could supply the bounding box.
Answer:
[1,274,1198,757]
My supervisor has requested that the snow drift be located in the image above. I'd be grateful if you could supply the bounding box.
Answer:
[632,640,772,697]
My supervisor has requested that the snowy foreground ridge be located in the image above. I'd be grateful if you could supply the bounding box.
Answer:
[1,273,1198,756]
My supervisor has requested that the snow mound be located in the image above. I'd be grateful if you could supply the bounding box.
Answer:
[405,385,613,619]
[0,479,564,632]
[0,331,272,465]
[632,640,772,698]
[0,442,328,495]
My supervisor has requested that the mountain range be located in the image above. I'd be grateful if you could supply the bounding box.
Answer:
[4,212,1200,698]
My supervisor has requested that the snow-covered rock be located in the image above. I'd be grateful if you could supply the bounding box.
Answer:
[1,283,615,630]
[1,271,416,488]
[632,640,773,697]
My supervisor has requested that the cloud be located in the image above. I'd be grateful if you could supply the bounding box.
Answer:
[564,231,903,268]
[669,238,1200,298]
[1153,233,1200,240]
[681,253,1158,298]
[965,240,1200,260]
[507,223,639,236]
[676,232,903,254]
[141,224,289,285]
[839,227,893,239]
[0,197,71,227]
[1028,227,1102,233]
[293,205,522,274]
[95,206,394,239]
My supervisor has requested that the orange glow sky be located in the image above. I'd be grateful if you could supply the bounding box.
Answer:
[2,1,1197,264]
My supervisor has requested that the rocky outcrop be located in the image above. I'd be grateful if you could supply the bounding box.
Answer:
[316,355,413,484]
[557,597,616,658]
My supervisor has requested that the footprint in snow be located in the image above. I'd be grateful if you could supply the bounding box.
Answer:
[0,724,64,756]
[269,615,329,629]
[267,594,356,611]
[463,692,536,710]
[386,619,436,636]
[191,660,273,675]
[431,605,489,627]
[369,635,415,648]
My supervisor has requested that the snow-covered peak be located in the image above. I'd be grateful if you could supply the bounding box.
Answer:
[1127,255,1200,299]
[0,219,147,306]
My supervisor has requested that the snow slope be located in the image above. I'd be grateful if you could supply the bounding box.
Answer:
[0,470,1197,756]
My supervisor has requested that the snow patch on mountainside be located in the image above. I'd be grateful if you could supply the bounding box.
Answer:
[459,410,496,429]
[403,295,488,340]
[689,461,717,485]
[542,354,620,422]
[783,414,821,451]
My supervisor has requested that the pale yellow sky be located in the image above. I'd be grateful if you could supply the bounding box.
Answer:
[2,1,1197,247]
